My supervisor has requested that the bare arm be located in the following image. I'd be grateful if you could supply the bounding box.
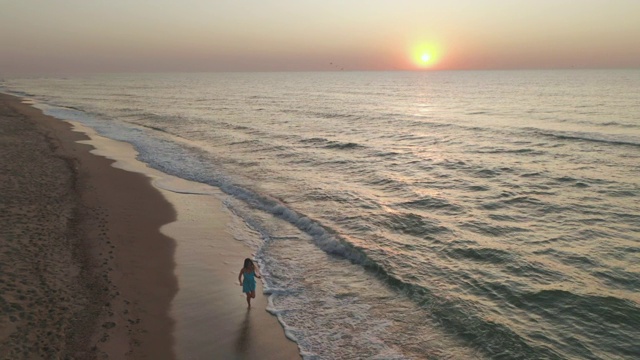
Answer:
[255,266,262,279]
[238,269,244,285]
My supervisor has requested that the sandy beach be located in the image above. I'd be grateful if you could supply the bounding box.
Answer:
[0,93,299,359]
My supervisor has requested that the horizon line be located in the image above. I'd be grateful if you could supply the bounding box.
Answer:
[2,66,639,77]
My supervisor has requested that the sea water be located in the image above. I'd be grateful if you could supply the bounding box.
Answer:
[2,70,639,359]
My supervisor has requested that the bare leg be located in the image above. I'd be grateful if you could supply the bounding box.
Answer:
[246,293,251,308]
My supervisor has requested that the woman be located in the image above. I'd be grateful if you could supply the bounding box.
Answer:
[238,258,261,308]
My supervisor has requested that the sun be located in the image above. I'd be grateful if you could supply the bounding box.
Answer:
[412,43,441,69]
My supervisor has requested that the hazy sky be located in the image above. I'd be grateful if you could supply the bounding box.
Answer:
[1,0,639,73]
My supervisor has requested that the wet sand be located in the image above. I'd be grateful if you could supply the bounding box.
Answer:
[0,93,299,359]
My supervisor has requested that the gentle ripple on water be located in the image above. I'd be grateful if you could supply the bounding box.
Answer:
[3,70,640,359]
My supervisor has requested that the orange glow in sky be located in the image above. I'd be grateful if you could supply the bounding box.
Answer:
[1,1,639,73]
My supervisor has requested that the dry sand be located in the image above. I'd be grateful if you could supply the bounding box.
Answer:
[0,93,300,359]
[0,92,177,359]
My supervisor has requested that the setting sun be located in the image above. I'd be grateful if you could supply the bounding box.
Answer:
[412,43,441,69]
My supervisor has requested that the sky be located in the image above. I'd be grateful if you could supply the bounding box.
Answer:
[1,0,639,73]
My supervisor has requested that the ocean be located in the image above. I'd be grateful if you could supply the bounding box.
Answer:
[2,70,639,359]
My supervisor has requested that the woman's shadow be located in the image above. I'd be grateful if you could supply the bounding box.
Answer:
[234,309,252,354]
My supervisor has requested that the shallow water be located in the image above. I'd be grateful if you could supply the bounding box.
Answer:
[3,70,640,359]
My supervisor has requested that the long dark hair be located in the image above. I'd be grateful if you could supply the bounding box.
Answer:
[243,258,255,271]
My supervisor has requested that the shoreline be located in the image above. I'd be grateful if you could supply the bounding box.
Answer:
[0,92,177,359]
[0,93,299,359]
